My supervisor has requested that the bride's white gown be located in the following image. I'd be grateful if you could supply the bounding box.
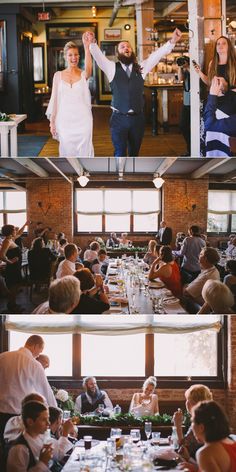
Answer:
[47,71,94,157]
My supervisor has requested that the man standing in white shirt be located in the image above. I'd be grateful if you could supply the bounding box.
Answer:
[0,335,57,443]
[85,28,182,156]
[56,243,79,279]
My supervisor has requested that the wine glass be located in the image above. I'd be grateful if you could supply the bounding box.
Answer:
[97,403,105,417]
[144,422,152,443]
[130,429,141,444]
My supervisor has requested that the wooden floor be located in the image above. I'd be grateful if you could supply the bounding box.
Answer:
[24,105,186,157]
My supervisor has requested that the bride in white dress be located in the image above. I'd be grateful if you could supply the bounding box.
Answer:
[129,376,159,417]
[46,34,94,157]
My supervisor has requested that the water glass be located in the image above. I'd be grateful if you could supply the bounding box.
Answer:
[63,410,70,420]
[145,421,152,441]
[106,437,116,458]
[151,431,161,446]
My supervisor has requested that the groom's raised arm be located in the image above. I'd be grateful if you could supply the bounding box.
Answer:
[86,31,116,82]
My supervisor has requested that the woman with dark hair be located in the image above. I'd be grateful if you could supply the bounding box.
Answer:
[193,36,236,157]
[72,268,110,314]
[0,221,28,309]
[191,401,236,472]
[194,36,236,88]
[28,237,57,281]
[148,245,182,298]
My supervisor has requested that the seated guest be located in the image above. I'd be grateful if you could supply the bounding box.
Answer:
[224,260,236,310]
[176,225,206,284]
[191,401,236,472]
[183,247,220,314]
[143,240,159,266]
[4,393,47,443]
[72,269,110,314]
[225,236,236,258]
[56,243,79,279]
[199,279,235,314]
[33,275,81,314]
[28,237,58,281]
[173,384,212,466]
[58,238,68,257]
[37,354,50,370]
[7,401,72,472]
[227,234,236,247]
[129,376,159,417]
[75,376,113,414]
[91,249,109,277]
[83,241,100,263]
[149,245,182,299]
[175,232,186,251]
[106,233,119,248]
[118,233,132,247]
[49,406,75,441]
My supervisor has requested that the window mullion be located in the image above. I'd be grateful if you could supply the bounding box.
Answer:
[145,333,154,377]
[72,333,81,379]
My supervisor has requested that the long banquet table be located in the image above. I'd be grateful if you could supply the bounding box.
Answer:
[62,440,180,471]
[106,258,187,315]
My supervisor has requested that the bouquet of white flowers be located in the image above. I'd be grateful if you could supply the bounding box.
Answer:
[53,388,75,413]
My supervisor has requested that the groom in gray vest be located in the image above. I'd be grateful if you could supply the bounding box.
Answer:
[86,28,182,157]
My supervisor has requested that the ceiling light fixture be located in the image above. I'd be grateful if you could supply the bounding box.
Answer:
[124,24,131,30]
[77,173,90,187]
[153,173,165,189]
[91,6,97,17]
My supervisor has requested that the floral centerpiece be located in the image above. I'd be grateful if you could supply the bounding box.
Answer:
[53,388,75,413]
[72,412,190,428]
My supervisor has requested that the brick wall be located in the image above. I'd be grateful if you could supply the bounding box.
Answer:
[163,177,209,239]
[26,178,73,243]
[24,176,213,250]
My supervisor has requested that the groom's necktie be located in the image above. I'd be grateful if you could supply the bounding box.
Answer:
[126,65,131,78]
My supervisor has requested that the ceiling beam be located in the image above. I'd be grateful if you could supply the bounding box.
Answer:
[0,182,26,191]
[190,158,232,179]
[154,157,178,176]
[66,158,84,176]
[45,158,72,184]
[162,1,186,17]
[13,159,49,178]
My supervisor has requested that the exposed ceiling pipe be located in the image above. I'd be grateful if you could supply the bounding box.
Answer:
[109,0,122,27]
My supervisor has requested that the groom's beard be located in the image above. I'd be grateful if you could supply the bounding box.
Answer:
[117,51,136,65]
[87,387,100,399]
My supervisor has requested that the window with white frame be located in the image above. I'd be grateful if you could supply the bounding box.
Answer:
[0,191,27,229]
[75,189,160,233]
[207,190,236,233]
[6,315,223,385]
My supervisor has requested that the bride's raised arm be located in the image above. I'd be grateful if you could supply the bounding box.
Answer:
[82,32,93,79]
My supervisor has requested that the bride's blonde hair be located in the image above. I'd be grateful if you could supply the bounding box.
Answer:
[64,41,79,59]
[143,376,157,390]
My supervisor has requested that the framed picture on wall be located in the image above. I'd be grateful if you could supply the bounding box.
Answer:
[0,20,7,92]
[104,29,121,40]
[100,41,119,95]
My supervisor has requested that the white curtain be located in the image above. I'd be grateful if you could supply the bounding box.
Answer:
[208,190,236,214]
[5,315,222,336]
